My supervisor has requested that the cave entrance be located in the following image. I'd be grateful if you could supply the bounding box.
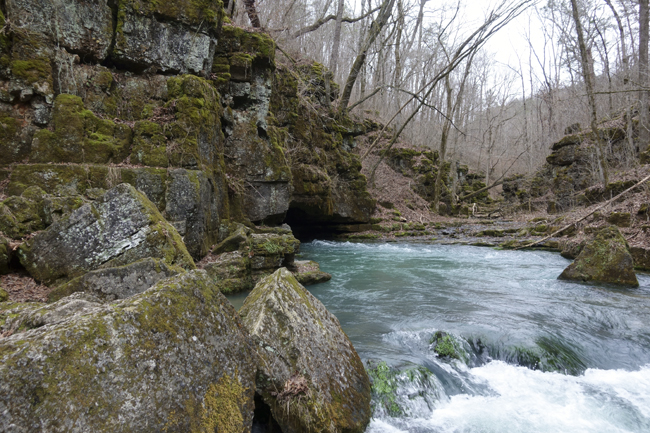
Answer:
[252,393,283,433]
[283,207,340,241]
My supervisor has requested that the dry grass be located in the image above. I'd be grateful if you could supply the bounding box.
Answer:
[1,272,51,303]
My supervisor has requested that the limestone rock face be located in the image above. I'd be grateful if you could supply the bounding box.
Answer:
[113,0,222,74]
[47,258,183,302]
[19,183,194,285]
[240,268,371,433]
[559,226,639,287]
[0,270,257,433]
[6,0,114,61]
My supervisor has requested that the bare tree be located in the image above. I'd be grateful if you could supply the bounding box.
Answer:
[640,0,650,157]
[570,0,608,185]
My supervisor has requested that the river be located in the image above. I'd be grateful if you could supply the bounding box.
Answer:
[228,240,650,433]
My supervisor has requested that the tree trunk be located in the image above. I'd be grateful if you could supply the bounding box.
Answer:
[243,0,261,28]
[570,0,608,185]
[605,0,635,160]
[434,75,454,213]
[639,0,650,157]
[329,0,345,76]
[338,0,396,116]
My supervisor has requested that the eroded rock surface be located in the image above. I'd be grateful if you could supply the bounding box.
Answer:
[559,226,639,287]
[19,183,194,285]
[0,270,257,433]
[47,258,183,302]
[240,268,371,433]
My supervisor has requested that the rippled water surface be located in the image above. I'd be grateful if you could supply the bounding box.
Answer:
[230,241,650,432]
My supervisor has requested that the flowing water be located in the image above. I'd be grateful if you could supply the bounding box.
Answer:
[228,241,650,432]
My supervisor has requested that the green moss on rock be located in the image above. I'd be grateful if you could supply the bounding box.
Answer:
[559,226,638,287]
[30,94,132,164]
[0,271,256,431]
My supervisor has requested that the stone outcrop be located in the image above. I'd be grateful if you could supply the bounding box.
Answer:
[19,183,195,286]
[0,0,376,256]
[240,268,372,433]
[559,226,639,287]
[0,271,257,433]
[502,122,633,211]
[47,258,183,302]
[200,224,304,293]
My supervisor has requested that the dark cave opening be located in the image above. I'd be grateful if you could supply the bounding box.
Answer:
[252,393,283,433]
[283,207,342,242]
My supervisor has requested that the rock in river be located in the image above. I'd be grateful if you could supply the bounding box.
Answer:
[559,225,639,287]
[0,270,257,432]
[240,268,371,433]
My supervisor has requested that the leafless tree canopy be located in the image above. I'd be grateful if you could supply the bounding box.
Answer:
[238,0,650,185]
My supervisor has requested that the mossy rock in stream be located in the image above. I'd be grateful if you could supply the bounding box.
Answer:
[559,226,638,287]
[430,331,466,361]
[239,268,371,433]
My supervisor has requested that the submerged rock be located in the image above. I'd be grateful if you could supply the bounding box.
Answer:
[47,258,183,302]
[559,226,638,287]
[240,268,371,433]
[0,270,257,432]
[19,183,195,285]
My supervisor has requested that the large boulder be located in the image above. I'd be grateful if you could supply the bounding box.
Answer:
[559,226,639,287]
[0,270,257,432]
[19,183,194,285]
[239,268,371,433]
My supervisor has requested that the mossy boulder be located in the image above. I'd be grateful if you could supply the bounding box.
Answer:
[0,270,257,432]
[239,268,371,433]
[606,212,631,228]
[202,251,253,294]
[560,238,585,260]
[291,260,332,286]
[47,258,183,303]
[0,235,10,275]
[249,233,300,267]
[19,183,194,286]
[0,287,7,302]
[559,226,638,287]
[630,246,650,271]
